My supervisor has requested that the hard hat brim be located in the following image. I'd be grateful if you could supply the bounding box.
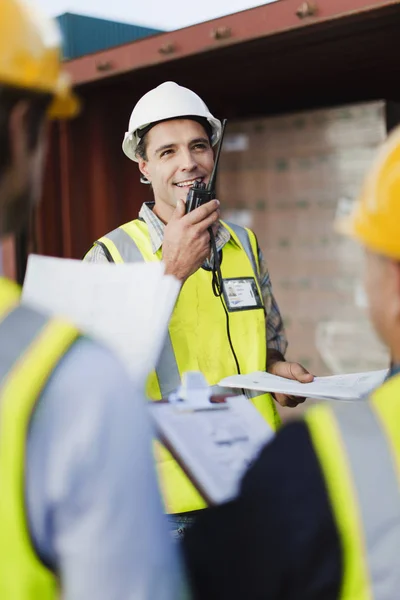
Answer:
[123,115,222,162]
[48,89,80,119]
[335,209,371,249]
[335,211,400,261]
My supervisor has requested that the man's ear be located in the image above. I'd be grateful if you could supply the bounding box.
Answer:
[8,101,30,169]
[138,159,150,183]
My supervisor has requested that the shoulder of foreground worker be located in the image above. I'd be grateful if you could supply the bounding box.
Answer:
[29,335,149,461]
[45,335,138,402]
[27,337,153,544]
[30,335,145,445]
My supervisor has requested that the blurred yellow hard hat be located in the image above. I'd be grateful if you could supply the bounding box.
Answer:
[0,0,79,118]
[336,126,400,260]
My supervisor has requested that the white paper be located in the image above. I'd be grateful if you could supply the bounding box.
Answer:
[219,369,389,401]
[22,255,180,385]
[150,395,274,504]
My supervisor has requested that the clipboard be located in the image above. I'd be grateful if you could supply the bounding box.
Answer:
[149,373,274,505]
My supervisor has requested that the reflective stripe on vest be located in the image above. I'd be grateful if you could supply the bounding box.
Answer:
[307,401,400,599]
[101,221,259,276]
[336,403,400,598]
[101,222,261,398]
[156,329,180,398]
[102,227,143,262]
[226,221,259,283]
[0,306,48,383]
[0,279,81,600]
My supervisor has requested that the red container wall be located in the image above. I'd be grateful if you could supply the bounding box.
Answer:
[37,87,153,259]
[36,0,400,260]
[1,237,16,280]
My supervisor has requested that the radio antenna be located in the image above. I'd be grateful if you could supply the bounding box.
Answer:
[206,118,227,192]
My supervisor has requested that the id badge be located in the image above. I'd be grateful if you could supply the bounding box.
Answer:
[222,277,264,312]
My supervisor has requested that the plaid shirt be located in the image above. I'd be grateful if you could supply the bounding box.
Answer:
[85,202,288,355]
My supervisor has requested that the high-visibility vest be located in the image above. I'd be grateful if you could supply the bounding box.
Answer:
[0,277,80,599]
[92,219,280,513]
[305,373,400,599]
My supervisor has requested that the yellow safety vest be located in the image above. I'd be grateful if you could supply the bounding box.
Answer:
[305,373,400,599]
[93,219,280,513]
[0,277,80,600]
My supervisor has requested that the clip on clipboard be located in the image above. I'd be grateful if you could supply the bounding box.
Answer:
[149,372,274,505]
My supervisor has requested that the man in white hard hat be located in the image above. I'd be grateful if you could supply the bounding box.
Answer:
[0,4,186,599]
[84,81,313,536]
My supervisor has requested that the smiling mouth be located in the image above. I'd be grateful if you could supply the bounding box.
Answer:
[174,177,205,188]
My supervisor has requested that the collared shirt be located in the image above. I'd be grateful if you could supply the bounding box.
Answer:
[389,363,400,378]
[85,203,288,356]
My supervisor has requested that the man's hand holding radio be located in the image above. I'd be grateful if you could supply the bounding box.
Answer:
[163,199,220,283]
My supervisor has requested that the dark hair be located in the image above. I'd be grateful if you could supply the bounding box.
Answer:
[136,135,147,161]
[0,85,52,174]
[134,116,213,162]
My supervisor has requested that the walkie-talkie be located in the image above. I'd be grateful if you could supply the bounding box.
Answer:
[184,118,242,377]
[185,119,227,214]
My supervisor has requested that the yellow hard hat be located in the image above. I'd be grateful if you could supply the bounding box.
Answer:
[0,0,79,118]
[336,126,400,260]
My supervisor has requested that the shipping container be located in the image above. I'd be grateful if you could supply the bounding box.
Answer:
[56,13,163,60]
[218,100,389,379]
[36,0,400,264]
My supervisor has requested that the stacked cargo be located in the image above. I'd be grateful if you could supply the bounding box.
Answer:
[218,102,389,388]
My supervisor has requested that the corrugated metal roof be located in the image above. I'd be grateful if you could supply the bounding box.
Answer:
[56,13,163,60]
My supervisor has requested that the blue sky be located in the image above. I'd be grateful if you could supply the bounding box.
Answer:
[35,0,277,30]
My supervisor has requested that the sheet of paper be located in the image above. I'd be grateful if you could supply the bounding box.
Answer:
[219,369,389,401]
[150,395,274,504]
[22,255,180,385]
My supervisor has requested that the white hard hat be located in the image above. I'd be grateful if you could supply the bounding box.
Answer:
[122,81,222,162]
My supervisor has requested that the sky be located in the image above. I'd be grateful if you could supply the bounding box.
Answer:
[35,0,277,31]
